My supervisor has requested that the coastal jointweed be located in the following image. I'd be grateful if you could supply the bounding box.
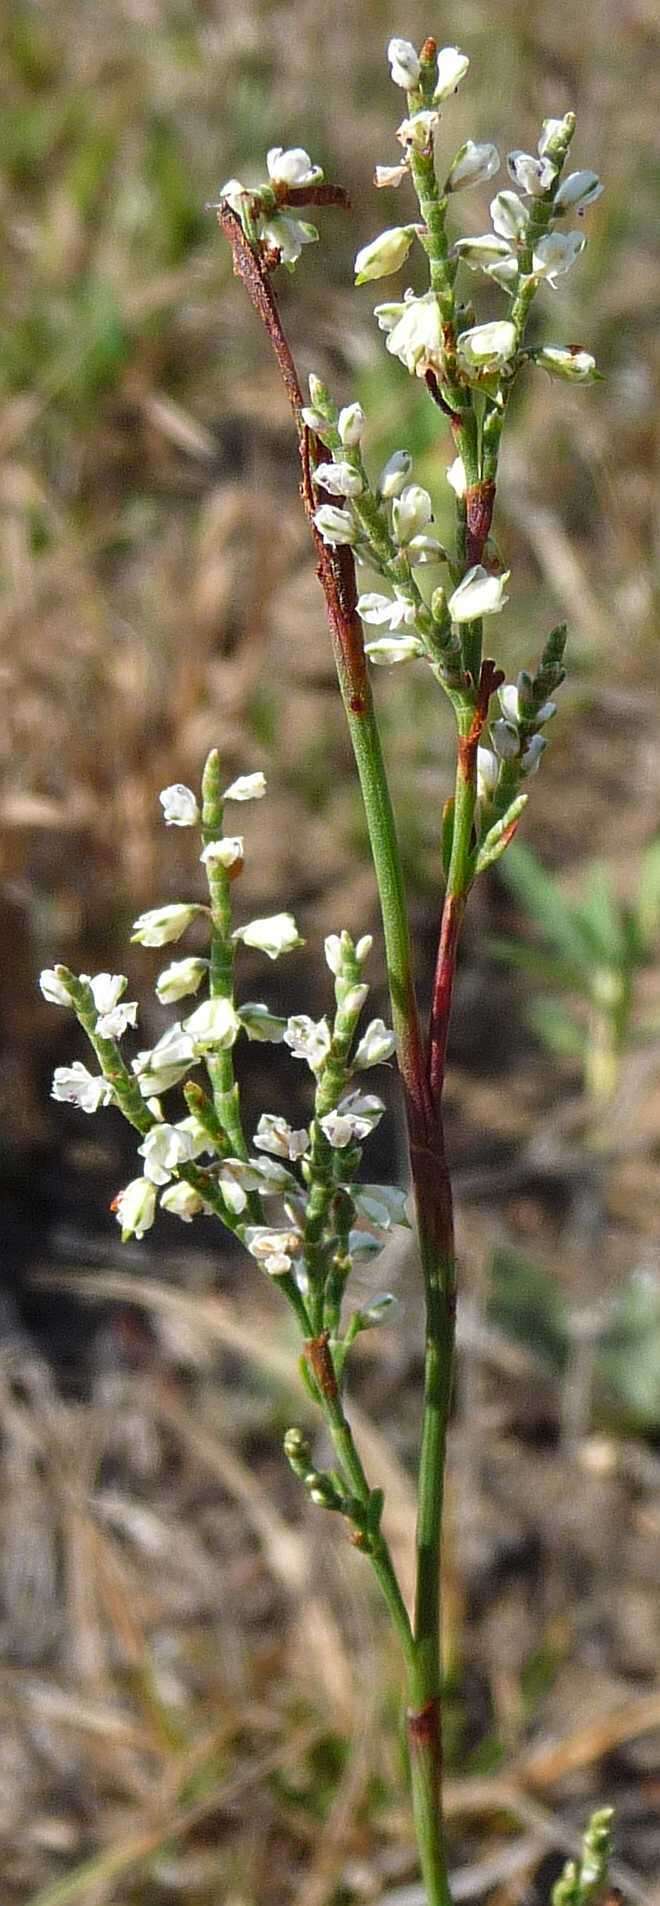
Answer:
[41,27,609,1906]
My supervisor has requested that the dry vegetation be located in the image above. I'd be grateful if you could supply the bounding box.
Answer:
[1,0,660,1900]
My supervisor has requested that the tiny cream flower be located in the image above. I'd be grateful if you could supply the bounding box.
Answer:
[353,1184,410,1227]
[244,1225,301,1262]
[532,231,585,285]
[476,747,499,802]
[114,1177,157,1241]
[132,1022,196,1094]
[447,141,500,191]
[156,956,207,1005]
[378,460,413,513]
[380,293,444,377]
[96,999,138,1039]
[161,1182,206,1222]
[535,344,599,382]
[39,968,73,1006]
[446,455,467,497]
[491,719,520,760]
[264,1253,294,1278]
[200,836,244,870]
[357,592,403,626]
[374,162,409,189]
[239,1001,287,1041]
[132,903,203,947]
[223,771,266,802]
[319,1110,355,1149]
[387,36,420,89]
[232,912,303,960]
[490,190,529,242]
[457,319,517,372]
[266,146,323,187]
[406,534,445,565]
[312,460,365,498]
[337,403,365,447]
[554,169,602,212]
[218,1160,260,1215]
[51,1063,113,1113]
[453,234,514,273]
[396,111,441,152]
[449,564,510,621]
[183,996,241,1049]
[283,1014,332,1070]
[176,1114,216,1157]
[219,177,251,216]
[507,150,557,197]
[433,45,470,100]
[499,683,522,722]
[254,1113,309,1160]
[321,1090,385,1147]
[138,1122,197,1186]
[261,214,318,266]
[392,483,433,544]
[313,504,358,546]
[365,633,425,665]
[85,973,138,1039]
[354,226,415,284]
[353,1019,397,1067]
[159,784,199,827]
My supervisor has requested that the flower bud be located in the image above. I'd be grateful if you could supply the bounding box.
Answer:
[223,771,266,802]
[491,719,520,760]
[113,1177,157,1241]
[353,1019,397,1067]
[40,967,73,1006]
[387,36,420,89]
[535,344,599,382]
[433,45,470,101]
[476,746,499,802]
[378,449,413,497]
[159,784,199,827]
[537,114,576,160]
[445,456,467,498]
[200,836,244,870]
[312,460,365,497]
[313,504,358,546]
[490,190,529,242]
[392,483,433,545]
[308,373,333,413]
[498,682,521,722]
[449,564,510,621]
[354,226,415,284]
[132,903,203,947]
[266,146,323,187]
[447,141,500,191]
[554,170,603,213]
[337,403,365,447]
[457,319,517,372]
[232,912,303,959]
[507,150,557,197]
[454,234,514,272]
[183,997,241,1050]
[284,1427,312,1477]
[161,1182,206,1222]
[355,934,373,965]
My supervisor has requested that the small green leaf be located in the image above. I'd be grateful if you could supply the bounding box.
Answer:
[474,793,527,876]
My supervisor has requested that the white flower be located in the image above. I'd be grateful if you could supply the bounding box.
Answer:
[156,957,207,1004]
[239,1001,287,1041]
[407,534,444,566]
[283,1014,332,1070]
[507,150,557,197]
[312,460,365,498]
[457,319,517,372]
[554,169,602,212]
[254,1113,309,1160]
[342,982,369,1018]
[132,903,203,947]
[491,719,519,760]
[354,226,415,284]
[132,1022,196,1095]
[223,771,267,802]
[353,1185,410,1228]
[159,784,199,827]
[232,912,303,960]
[96,1000,138,1039]
[377,449,412,497]
[261,214,318,266]
[39,968,73,1006]
[381,293,444,377]
[244,1225,301,1263]
[499,683,522,722]
[85,972,125,1015]
[365,633,425,666]
[264,1253,294,1277]
[396,111,440,152]
[218,1159,263,1216]
[392,483,433,544]
[490,190,529,242]
[387,36,420,89]
[454,235,514,276]
[161,1182,206,1222]
[373,297,408,333]
[476,747,499,801]
[200,836,244,870]
[337,403,365,447]
[319,1110,355,1149]
[320,1091,385,1148]
[532,231,585,286]
[521,734,547,775]
[313,504,357,546]
[183,996,241,1050]
[353,1019,397,1067]
[447,141,500,191]
[138,1122,198,1186]
[324,934,344,975]
[177,1114,217,1158]
[357,592,403,627]
[51,1063,113,1114]
[374,162,409,189]
[114,1177,157,1241]
[535,344,598,382]
[266,145,323,187]
[449,564,510,621]
[446,456,467,497]
[433,45,470,101]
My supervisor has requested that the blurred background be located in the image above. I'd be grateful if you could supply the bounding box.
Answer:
[1,0,659,1900]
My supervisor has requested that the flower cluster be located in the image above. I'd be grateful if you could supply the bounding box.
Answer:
[41,760,405,1350]
[218,145,324,269]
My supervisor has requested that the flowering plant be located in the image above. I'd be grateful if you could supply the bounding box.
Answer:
[41,29,610,1905]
